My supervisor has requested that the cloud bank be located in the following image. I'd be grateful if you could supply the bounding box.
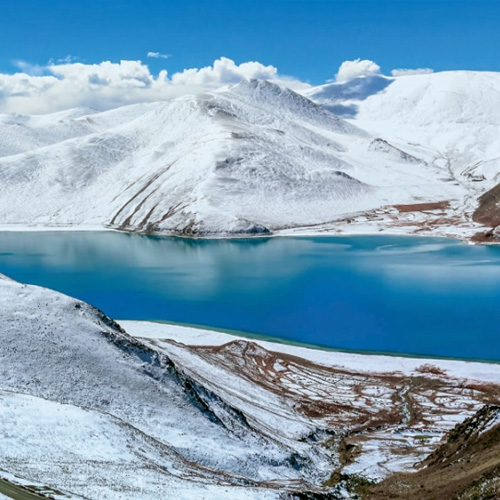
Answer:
[0,56,434,114]
[0,57,291,114]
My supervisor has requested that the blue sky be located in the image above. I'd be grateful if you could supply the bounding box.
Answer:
[2,0,500,83]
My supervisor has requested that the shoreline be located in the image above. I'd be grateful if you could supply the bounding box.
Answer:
[120,320,500,383]
[122,318,500,365]
[0,223,489,245]
[1,229,498,366]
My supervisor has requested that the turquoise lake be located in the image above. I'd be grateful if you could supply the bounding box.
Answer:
[0,232,499,361]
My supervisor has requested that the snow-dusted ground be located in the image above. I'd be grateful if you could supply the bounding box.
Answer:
[1,275,499,498]
[123,320,500,482]
[0,274,322,499]
[2,72,499,497]
[1,73,498,239]
[121,321,500,383]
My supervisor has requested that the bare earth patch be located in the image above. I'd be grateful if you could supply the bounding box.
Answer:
[393,201,451,213]
[139,335,500,488]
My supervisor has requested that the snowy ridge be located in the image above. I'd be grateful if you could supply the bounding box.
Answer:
[305,71,500,189]
[0,275,331,499]
[1,276,500,498]
[2,73,497,237]
[0,81,377,234]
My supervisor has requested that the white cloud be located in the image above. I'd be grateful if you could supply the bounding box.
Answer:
[171,57,277,86]
[11,60,46,76]
[51,55,79,65]
[0,57,303,114]
[147,51,170,59]
[335,59,381,83]
[391,68,434,77]
[49,60,155,88]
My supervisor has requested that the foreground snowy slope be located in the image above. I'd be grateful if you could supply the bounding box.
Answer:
[1,76,493,237]
[1,274,499,499]
[0,273,336,499]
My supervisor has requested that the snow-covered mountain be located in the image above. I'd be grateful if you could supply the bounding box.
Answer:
[0,273,332,499]
[305,71,500,184]
[1,73,499,237]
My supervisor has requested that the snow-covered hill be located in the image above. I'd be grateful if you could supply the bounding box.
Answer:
[304,71,500,240]
[2,274,500,498]
[305,71,500,185]
[1,74,499,238]
[0,273,333,499]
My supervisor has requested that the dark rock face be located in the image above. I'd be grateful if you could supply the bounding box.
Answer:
[243,223,271,235]
[473,181,500,228]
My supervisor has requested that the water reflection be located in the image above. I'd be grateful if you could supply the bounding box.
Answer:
[0,232,499,360]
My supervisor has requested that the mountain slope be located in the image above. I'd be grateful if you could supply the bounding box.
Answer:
[304,71,500,239]
[2,274,500,498]
[0,273,335,499]
[305,72,500,174]
[307,71,500,189]
[0,78,481,236]
[367,405,500,499]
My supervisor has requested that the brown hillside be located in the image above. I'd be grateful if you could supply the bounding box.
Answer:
[366,405,500,500]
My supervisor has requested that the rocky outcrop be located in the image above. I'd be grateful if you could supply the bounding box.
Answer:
[473,181,500,229]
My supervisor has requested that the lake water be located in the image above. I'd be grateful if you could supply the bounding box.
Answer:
[0,231,499,361]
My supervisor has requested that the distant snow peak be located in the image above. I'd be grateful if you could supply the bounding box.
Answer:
[303,75,393,117]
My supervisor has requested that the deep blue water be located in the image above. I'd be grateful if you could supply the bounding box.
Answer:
[0,232,499,361]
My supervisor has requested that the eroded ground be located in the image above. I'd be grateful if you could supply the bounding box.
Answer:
[137,333,500,486]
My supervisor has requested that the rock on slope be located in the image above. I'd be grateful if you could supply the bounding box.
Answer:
[473,181,500,240]
[0,77,484,236]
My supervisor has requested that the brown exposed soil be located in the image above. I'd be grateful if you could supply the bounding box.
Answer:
[188,340,500,453]
[471,181,500,242]
[393,201,450,213]
[109,161,177,228]
[141,335,500,498]
[470,228,500,243]
[366,405,500,500]
[200,341,500,498]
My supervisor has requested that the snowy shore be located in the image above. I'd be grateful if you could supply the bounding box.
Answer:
[121,320,500,383]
